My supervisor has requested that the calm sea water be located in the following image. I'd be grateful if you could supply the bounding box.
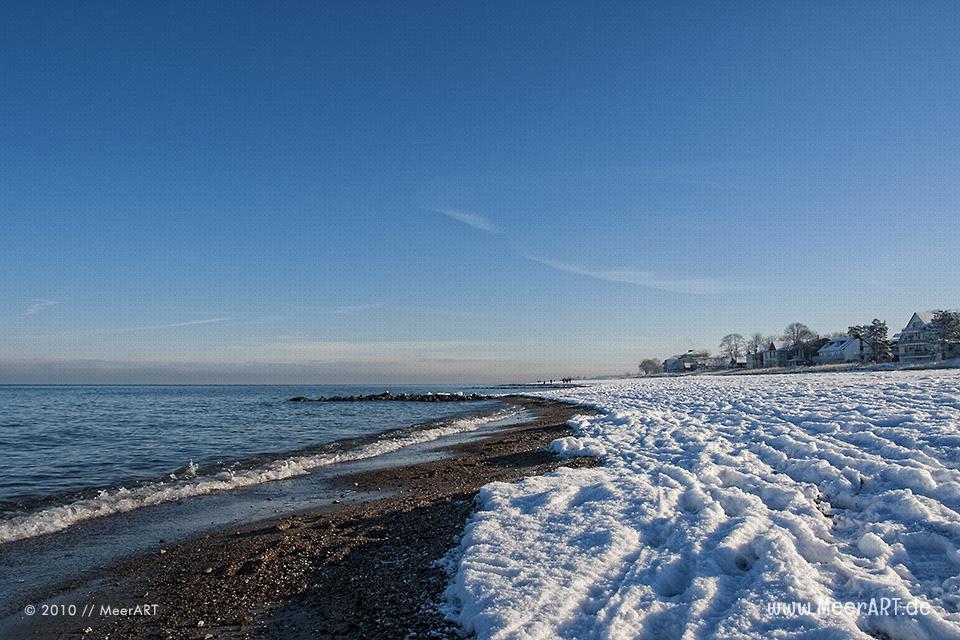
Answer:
[0,384,506,513]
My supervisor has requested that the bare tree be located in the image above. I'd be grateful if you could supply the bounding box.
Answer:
[746,332,766,354]
[639,359,663,375]
[719,333,746,360]
[783,322,817,347]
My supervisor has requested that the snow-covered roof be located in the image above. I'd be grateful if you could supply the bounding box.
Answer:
[902,311,937,332]
[667,351,709,360]
[819,337,857,353]
[766,341,791,351]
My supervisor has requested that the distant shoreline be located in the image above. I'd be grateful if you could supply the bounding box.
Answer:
[630,358,960,381]
[708,358,960,377]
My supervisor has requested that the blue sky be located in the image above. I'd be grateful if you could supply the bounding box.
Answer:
[2,2,959,383]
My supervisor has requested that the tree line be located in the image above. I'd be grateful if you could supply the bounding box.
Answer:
[639,310,960,375]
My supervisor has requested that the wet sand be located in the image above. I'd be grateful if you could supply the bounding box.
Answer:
[6,396,597,639]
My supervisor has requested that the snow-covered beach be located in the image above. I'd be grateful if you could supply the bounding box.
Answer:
[7,373,960,639]
[447,371,960,639]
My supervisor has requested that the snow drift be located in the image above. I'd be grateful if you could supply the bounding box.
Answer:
[446,371,960,639]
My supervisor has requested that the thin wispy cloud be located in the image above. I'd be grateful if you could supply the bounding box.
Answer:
[334,303,383,315]
[238,315,288,326]
[122,317,232,332]
[430,208,499,233]
[23,317,232,339]
[215,339,498,364]
[527,256,755,295]
[24,299,59,316]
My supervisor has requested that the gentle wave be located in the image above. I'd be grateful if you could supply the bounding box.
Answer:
[0,408,519,544]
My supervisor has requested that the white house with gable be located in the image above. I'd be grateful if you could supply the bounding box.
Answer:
[663,351,711,373]
[898,311,939,363]
[817,336,871,363]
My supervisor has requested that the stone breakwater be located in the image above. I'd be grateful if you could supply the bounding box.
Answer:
[288,391,497,403]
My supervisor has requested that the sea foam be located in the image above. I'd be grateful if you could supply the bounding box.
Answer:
[0,408,520,544]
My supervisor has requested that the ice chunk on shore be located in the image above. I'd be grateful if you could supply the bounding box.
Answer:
[549,435,606,457]
[858,532,890,558]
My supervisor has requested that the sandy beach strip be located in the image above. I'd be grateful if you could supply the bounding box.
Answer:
[6,396,597,639]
